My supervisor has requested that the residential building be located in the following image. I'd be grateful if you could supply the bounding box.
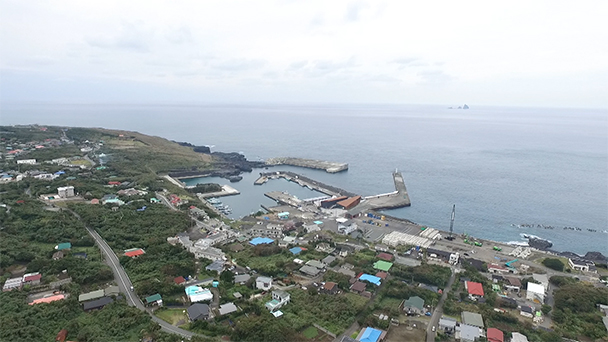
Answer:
[17,159,36,165]
[52,251,64,260]
[79,289,105,302]
[250,224,284,238]
[57,186,75,198]
[306,260,325,269]
[488,264,510,274]
[256,276,272,290]
[503,276,522,292]
[3,277,23,291]
[337,267,356,278]
[174,276,186,285]
[22,272,42,285]
[526,282,545,303]
[145,293,163,306]
[104,286,120,296]
[321,282,339,295]
[359,274,382,286]
[520,305,534,318]
[377,252,393,261]
[322,255,336,266]
[187,303,210,321]
[205,260,225,273]
[124,248,145,257]
[373,260,393,272]
[487,328,504,342]
[192,246,226,261]
[279,236,296,247]
[83,297,113,312]
[532,274,549,290]
[461,311,484,328]
[456,324,484,342]
[351,281,367,293]
[465,281,484,299]
[438,317,457,333]
[569,258,594,272]
[55,242,71,251]
[403,296,425,315]
[300,265,321,277]
[234,274,251,284]
[510,332,529,342]
[356,327,386,342]
[265,290,290,311]
[218,302,237,315]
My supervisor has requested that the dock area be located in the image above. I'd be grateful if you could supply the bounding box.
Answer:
[351,171,411,212]
[255,171,357,197]
[265,157,348,173]
[197,185,240,199]
[265,191,303,207]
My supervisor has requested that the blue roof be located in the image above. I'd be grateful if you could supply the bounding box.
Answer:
[359,327,383,342]
[289,247,302,255]
[250,237,275,245]
[359,274,381,286]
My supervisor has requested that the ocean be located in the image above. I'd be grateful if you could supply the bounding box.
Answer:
[2,103,607,255]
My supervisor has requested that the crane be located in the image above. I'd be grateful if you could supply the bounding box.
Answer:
[446,204,456,241]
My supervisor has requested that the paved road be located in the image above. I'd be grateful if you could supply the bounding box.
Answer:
[70,210,197,339]
[426,269,457,342]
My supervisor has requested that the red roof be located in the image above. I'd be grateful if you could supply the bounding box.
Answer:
[323,282,337,290]
[336,196,362,209]
[465,281,485,297]
[91,199,100,204]
[56,329,68,342]
[24,273,42,282]
[377,252,393,261]
[375,271,388,279]
[125,249,145,257]
[174,276,186,285]
[487,328,504,342]
[108,181,121,185]
[30,294,65,305]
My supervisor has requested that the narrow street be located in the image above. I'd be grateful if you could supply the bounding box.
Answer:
[426,269,457,342]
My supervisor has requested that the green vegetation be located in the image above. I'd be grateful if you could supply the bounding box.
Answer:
[549,275,578,287]
[542,258,565,272]
[390,263,452,288]
[302,326,319,339]
[551,283,608,340]
[187,183,222,194]
[155,308,189,326]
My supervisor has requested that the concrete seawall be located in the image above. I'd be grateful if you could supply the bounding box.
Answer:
[256,171,357,197]
[265,157,348,173]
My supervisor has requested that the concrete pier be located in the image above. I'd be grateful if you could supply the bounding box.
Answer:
[265,157,348,173]
[265,191,303,207]
[197,185,240,199]
[258,171,357,197]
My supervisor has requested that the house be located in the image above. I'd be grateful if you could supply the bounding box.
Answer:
[511,332,529,342]
[426,248,452,261]
[465,281,484,298]
[337,267,356,278]
[520,305,534,318]
[321,282,339,295]
[526,282,545,303]
[569,258,594,272]
[356,327,386,342]
[488,264,510,274]
[461,311,484,328]
[315,242,334,253]
[187,303,210,321]
[83,296,114,312]
[403,296,425,315]
[233,292,243,299]
[23,272,42,285]
[174,276,186,285]
[359,274,382,286]
[218,302,238,315]
[55,242,72,251]
[322,255,336,266]
[503,276,522,292]
[193,246,226,261]
[57,186,75,198]
[256,276,273,290]
[487,328,504,342]
[186,286,213,302]
[373,260,393,272]
[79,289,105,302]
[265,290,290,311]
[145,293,163,306]
[3,277,23,291]
[438,317,457,333]
[124,248,145,257]
[249,237,275,245]
[17,159,36,164]
[29,294,66,305]
[289,247,303,255]
[52,251,65,260]
[456,324,483,342]
[306,260,325,269]
[234,274,251,284]
[300,265,321,277]
[205,260,225,273]
[73,252,87,259]
[377,252,393,261]
[351,281,367,293]
[375,271,388,280]
[279,236,297,247]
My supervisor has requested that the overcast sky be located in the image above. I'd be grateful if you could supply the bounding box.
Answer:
[1,0,606,108]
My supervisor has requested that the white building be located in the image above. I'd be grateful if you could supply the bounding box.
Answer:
[57,186,75,198]
[511,332,529,342]
[569,258,594,272]
[192,246,226,261]
[526,282,545,303]
[17,159,36,165]
[185,286,213,303]
[532,274,549,291]
[2,277,23,291]
[256,276,272,290]
[265,290,290,311]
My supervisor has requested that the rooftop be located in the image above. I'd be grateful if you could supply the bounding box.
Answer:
[465,281,485,297]
[461,311,484,328]
[359,273,381,286]
[145,293,162,304]
[29,294,65,305]
[357,327,384,342]
[373,260,393,271]
[249,237,275,245]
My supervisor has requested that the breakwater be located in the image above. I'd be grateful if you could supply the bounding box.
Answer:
[265,157,348,173]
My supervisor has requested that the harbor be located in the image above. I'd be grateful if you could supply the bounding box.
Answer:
[265,157,348,173]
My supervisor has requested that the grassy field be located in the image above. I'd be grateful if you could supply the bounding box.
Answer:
[303,326,319,339]
[155,308,189,326]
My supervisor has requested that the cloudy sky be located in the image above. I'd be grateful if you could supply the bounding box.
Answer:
[1,0,606,107]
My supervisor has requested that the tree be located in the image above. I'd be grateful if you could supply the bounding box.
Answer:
[541,304,552,315]
[220,270,235,284]
[542,258,565,272]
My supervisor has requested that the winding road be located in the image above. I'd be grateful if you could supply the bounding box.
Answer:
[70,210,197,339]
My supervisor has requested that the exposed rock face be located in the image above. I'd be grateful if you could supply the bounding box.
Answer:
[211,152,265,172]
[584,251,607,264]
[527,237,553,250]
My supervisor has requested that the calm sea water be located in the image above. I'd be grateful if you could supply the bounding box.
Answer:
[2,103,607,254]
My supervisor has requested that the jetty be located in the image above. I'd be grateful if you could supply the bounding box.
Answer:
[255,171,357,197]
[265,157,348,173]
[265,191,303,207]
[196,185,240,199]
